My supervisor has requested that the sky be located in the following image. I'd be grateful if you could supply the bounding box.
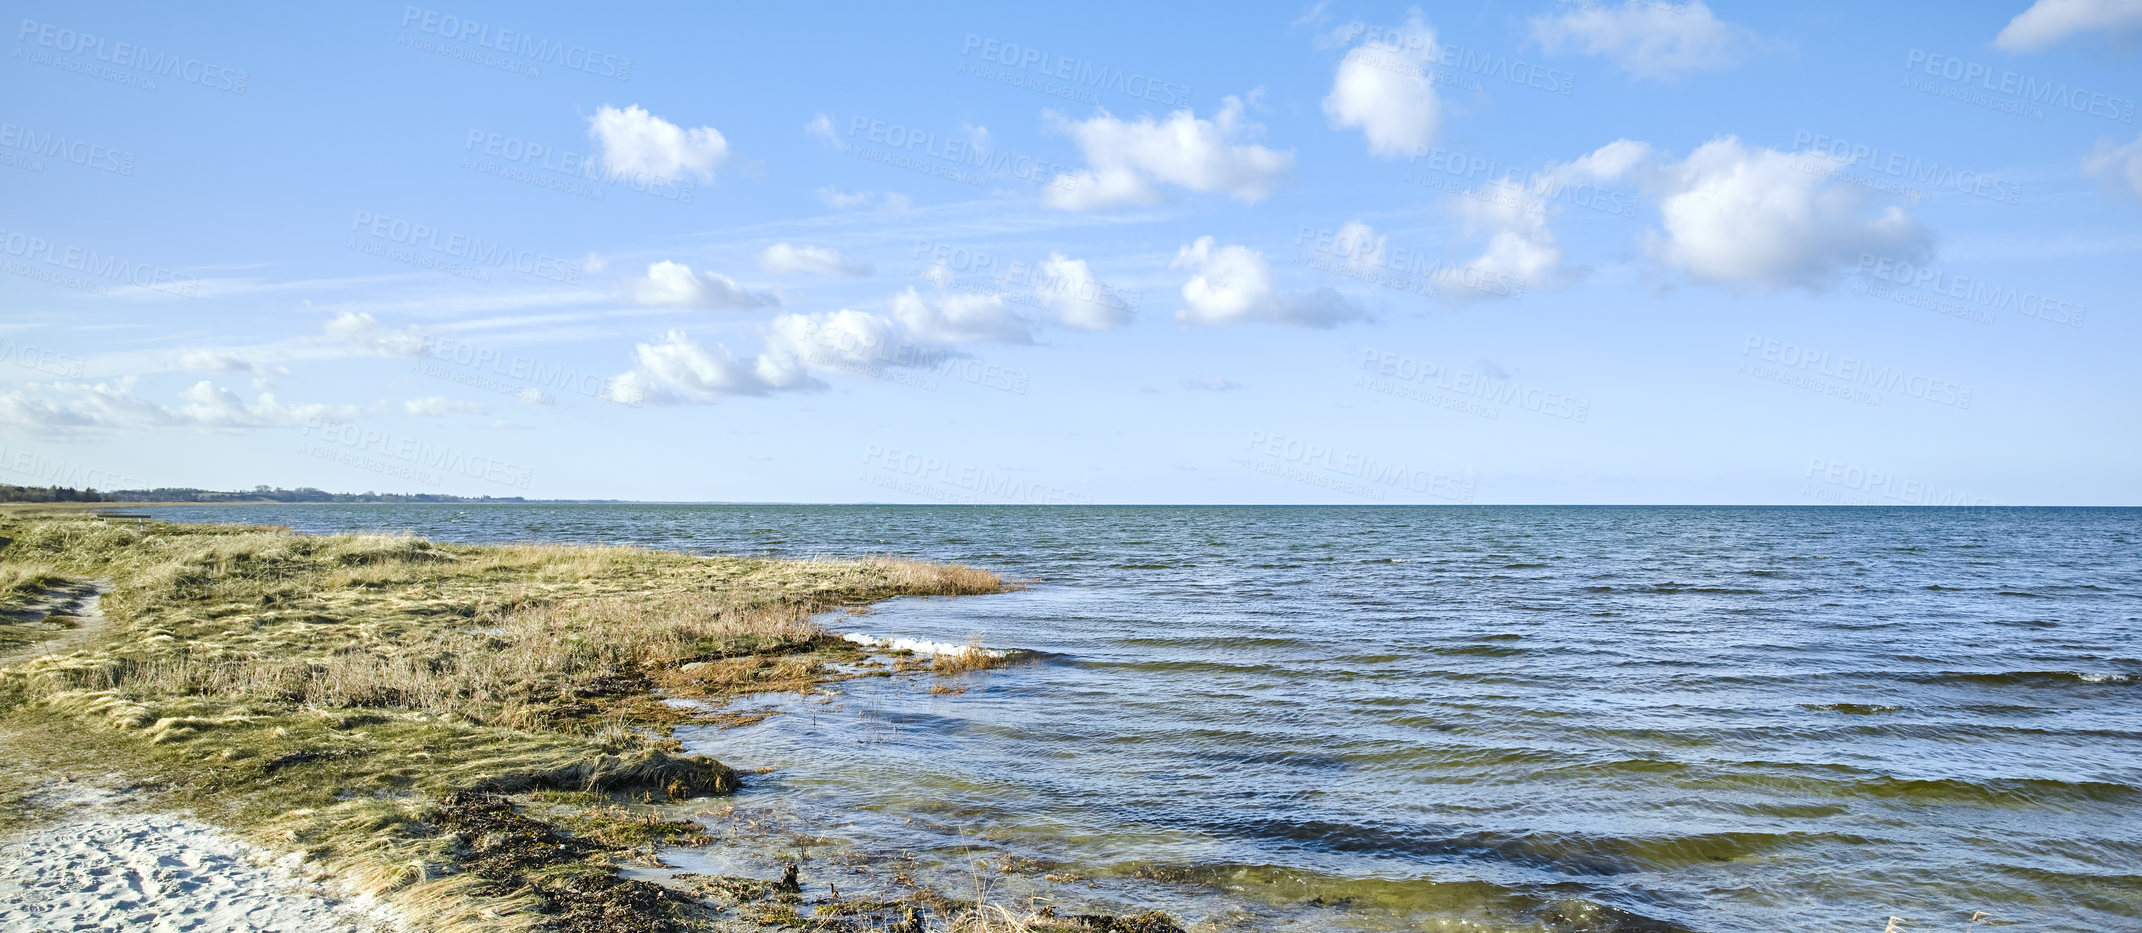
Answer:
[1,0,2138,505]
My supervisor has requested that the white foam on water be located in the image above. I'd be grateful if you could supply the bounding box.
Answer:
[841,632,1007,659]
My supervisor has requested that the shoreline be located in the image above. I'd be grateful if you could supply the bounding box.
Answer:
[0,513,1175,932]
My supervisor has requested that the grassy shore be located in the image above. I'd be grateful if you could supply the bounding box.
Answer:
[0,513,1171,932]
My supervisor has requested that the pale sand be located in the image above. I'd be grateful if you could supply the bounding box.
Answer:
[0,781,397,933]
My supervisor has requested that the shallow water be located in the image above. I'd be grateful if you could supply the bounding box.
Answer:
[139,504,2142,932]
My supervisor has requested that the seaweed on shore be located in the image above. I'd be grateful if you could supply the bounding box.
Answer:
[432,791,705,933]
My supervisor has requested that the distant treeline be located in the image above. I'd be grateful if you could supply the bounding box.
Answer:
[0,484,530,504]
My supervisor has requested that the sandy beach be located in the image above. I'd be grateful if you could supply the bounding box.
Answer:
[0,778,395,933]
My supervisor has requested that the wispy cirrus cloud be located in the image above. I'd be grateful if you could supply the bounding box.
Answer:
[1530,1,1767,80]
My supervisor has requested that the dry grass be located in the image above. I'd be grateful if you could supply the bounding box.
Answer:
[0,563,65,606]
[928,639,1024,676]
[0,515,1016,932]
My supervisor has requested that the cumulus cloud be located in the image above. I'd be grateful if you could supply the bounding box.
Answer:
[756,243,872,278]
[804,113,840,147]
[2083,132,2142,197]
[1439,140,1654,296]
[1043,96,1294,210]
[588,105,729,181]
[1032,253,1134,330]
[1172,236,1365,328]
[1996,0,2142,51]
[0,377,360,433]
[1323,11,1441,157]
[326,312,427,358]
[1530,0,1760,79]
[764,308,911,371]
[605,330,818,406]
[403,396,486,417]
[627,261,779,310]
[608,282,1048,406]
[1650,136,1931,289]
[891,287,1033,344]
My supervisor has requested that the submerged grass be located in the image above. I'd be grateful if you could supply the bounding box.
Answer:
[0,515,1016,931]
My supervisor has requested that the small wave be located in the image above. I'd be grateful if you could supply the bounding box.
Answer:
[1434,644,1527,658]
[1913,669,2136,688]
[841,632,1007,659]
[1801,703,1904,714]
[1863,775,2142,807]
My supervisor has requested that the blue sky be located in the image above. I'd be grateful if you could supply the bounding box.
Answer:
[2,0,2137,504]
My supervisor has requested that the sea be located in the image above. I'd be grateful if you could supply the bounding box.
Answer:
[133,504,2142,933]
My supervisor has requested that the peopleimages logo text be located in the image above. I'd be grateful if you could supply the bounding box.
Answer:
[348,211,583,285]
[398,7,629,79]
[958,34,1192,107]
[1904,49,2134,124]
[17,19,249,93]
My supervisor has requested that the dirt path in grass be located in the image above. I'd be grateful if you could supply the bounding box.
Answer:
[0,779,399,933]
[0,585,404,932]
[0,581,111,667]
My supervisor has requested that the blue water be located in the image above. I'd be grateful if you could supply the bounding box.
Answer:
[136,505,2142,932]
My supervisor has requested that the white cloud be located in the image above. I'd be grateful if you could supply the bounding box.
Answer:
[515,387,555,406]
[891,287,1033,344]
[588,105,729,182]
[764,308,910,371]
[605,330,818,406]
[1171,237,1365,328]
[1996,0,2142,51]
[583,251,608,274]
[1043,96,1294,210]
[403,396,486,417]
[1292,0,1333,30]
[1181,376,1242,391]
[0,376,360,433]
[1332,220,1388,273]
[1439,140,1654,296]
[805,113,839,146]
[756,243,872,278]
[1650,136,1931,289]
[814,186,878,209]
[2083,132,2142,197]
[1530,0,1759,79]
[1032,253,1133,330]
[1323,11,1441,157]
[178,349,258,372]
[610,282,1046,406]
[326,312,427,358]
[627,261,778,310]
[812,187,910,212]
